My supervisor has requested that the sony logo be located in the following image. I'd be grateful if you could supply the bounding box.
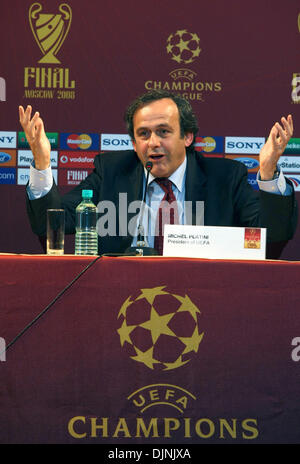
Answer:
[101,134,133,151]
[102,139,131,146]
[0,136,15,144]
[225,137,265,154]
[226,141,264,150]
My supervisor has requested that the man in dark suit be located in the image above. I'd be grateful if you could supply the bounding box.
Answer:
[19,90,297,256]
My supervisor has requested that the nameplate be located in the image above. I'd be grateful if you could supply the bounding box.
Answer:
[163,225,266,260]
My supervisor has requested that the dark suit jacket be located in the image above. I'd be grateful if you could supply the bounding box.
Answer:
[26,149,298,256]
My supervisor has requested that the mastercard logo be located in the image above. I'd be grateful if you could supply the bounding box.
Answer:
[66,134,92,150]
[195,137,217,153]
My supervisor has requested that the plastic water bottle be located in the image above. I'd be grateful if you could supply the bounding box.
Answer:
[75,190,98,255]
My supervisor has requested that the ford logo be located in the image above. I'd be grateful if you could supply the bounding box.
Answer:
[235,157,259,169]
[0,152,11,163]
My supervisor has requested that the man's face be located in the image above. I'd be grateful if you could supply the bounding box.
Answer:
[132,98,193,178]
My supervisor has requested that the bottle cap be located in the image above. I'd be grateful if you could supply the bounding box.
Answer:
[82,189,93,198]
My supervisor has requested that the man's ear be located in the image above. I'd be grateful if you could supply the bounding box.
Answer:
[184,132,194,147]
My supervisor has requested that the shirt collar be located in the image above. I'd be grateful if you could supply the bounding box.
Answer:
[145,156,187,193]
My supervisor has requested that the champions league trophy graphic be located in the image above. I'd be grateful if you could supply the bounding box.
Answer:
[29,3,72,64]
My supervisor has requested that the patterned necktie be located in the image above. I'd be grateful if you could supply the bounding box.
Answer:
[154,178,179,255]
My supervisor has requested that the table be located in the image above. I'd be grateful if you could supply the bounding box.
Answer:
[0,254,300,444]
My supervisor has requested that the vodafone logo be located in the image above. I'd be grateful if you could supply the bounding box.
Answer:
[59,151,97,168]
[66,134,92,150]
[60,155,68,163]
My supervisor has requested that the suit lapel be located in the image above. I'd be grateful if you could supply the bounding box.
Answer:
[126,159,144,204]
[185,151,207,225]
[116,157,144,249]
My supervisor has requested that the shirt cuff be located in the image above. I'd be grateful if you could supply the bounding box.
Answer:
[26,162,53,200]
[256,168,291,196]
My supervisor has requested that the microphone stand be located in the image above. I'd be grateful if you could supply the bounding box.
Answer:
[126,161,158,256]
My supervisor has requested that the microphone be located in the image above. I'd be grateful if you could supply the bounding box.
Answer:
[125,160,158,256]
[136,161,152,246]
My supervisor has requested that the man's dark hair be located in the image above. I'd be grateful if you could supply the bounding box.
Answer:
[124,89,199,150]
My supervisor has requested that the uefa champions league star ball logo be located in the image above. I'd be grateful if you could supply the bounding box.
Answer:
[166,29,201,65]
[117,286,204,371]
